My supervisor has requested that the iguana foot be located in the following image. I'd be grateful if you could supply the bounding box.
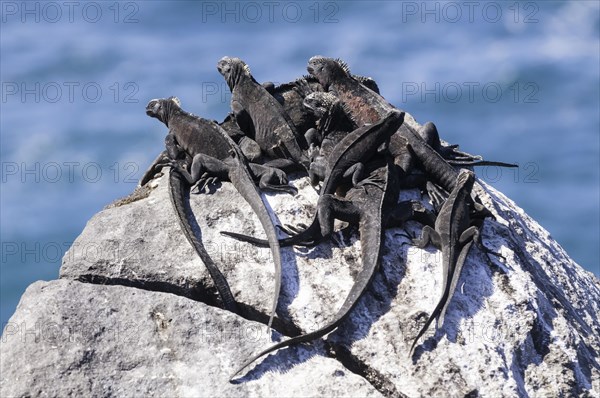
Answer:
[167,161,192,180]
[277,223,309,236]
[276,223,317,246]
[261,183,298,195]
[192,173,220,194]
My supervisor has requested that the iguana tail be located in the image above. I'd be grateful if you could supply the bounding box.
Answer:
[447,159,518,168]
[408,240,473,358]
[168,168,238,313]
[229,166,388,382]
[230,215,384,381]
[228,162,284,329]
[220,221,321,248]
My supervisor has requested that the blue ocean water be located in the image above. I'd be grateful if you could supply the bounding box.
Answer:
[1,1,598,328]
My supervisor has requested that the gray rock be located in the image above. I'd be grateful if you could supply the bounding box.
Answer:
[5,165,600,397]
[0,279,382,397]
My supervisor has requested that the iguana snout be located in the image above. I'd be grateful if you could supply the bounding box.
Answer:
[145,99,161,117]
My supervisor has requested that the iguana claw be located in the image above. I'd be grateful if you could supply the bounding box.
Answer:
[192,174,219,194]
[277,223,308,236]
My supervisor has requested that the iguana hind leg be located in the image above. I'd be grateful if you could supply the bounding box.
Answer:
[139,150,171,186]
[343,162,366,186]
[171,153,229,193]
[248,163,297,195]
[412,225,442,250]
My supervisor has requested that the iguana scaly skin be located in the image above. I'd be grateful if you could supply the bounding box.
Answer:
[263,71,378,136]
[306,56,517,171]
[303,91,356,145]
[230,157,431,380]
[217,57,311,172]
[408,169,480,356]
[145,97,286,328]
[221,110,405,247]
[219,112,263,163]
[303,91,357,184]
[263,75,323,136]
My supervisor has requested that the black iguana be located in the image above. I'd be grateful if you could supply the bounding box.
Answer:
[302,91,357,184]
[221,110,405,248]
[262,70,379,137]
[306,56,517,170]
[263,75,323,137]
[407,169,482,356]
[217,57,311,172]
[145,96,287,327]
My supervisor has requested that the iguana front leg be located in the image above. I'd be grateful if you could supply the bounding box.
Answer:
[231,100,255,138]
[167,151,229,193]
[412,225,442,250]
[304,127,321,149]
[309,156,327,185]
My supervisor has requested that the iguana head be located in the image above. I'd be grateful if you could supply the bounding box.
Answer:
[307,56,349,89]
[145,96,181,126]
[303,92,338,118]
[217,56,252,90]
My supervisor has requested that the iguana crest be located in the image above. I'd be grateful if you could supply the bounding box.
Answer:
[334,57,351,74]
[303,92,338,118]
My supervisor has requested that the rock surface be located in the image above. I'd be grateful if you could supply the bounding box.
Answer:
[0,279,381,397]
[2,169,600,397]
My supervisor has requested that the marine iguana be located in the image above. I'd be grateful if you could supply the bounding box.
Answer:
[230,157,432,379]
[306,56,517,170]
[221,110,405,247]
[418,121,513,167]
[139,113,276,188]
[407,169,482,356]
[145,96,288,328]
[302,91,357,184]
[303,91,356,148]
[217,57,311,172]
[262,70,378,137]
